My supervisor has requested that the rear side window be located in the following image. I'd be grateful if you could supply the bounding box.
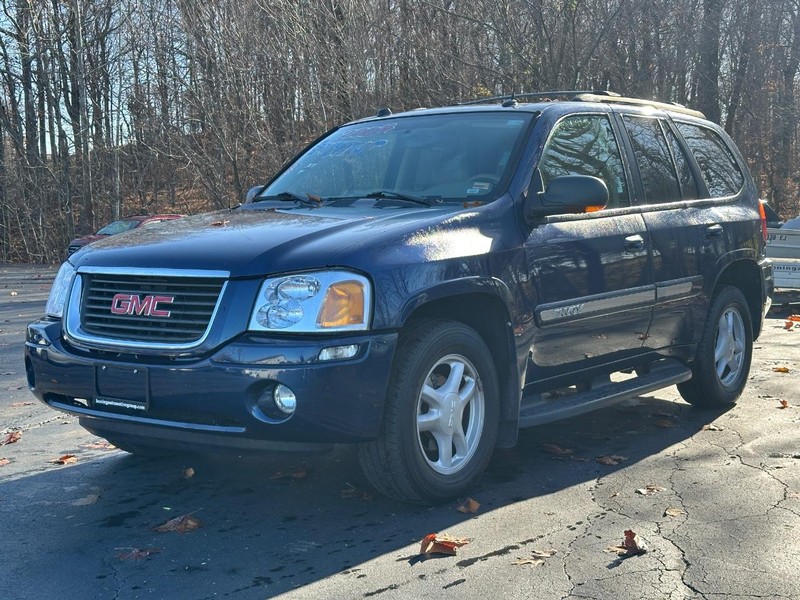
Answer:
[538,114,629,208]
[665,127,699,200]
[622,116,682,204]
[675,122,743,197]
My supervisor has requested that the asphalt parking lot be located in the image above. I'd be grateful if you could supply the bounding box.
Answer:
[1,264,799,600]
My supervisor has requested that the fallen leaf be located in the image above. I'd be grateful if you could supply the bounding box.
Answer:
[182,467,195,479]
[530,548,557,559]
[209,219,229,227]
[664,507,686,517]
[0,458,9,467]
[788,492,800,500]
[463,201,482,208]
[635,485,666,496]
[773,367,790,373]
[596,455,627,466]
[512,557,544,567]
[456,498,480,514]
[1,431,22,446]
[606,529,647,556]
[154,513,202,533]
[654,419,676,428]
[81,441,116,450]
[623,529,647,555]
[419,533,470,556]
[701,424,723,431]
[779,399,790,409]
[270,465,308,480]
[340,482,372,500]
[50,454,78,465]
[116,547,161,560]
[541,443,573,456]
[10,401,34,407]
[784,321,795,330]
[71,493,100,506]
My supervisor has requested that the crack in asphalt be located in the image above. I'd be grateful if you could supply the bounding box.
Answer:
[704,424,800,520]
[105,555,125,600]
[559,478,607,600]
[656,446,706,599]
[5,414,72,433]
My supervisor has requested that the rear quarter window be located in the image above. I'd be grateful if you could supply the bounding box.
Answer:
[674,122,743,198]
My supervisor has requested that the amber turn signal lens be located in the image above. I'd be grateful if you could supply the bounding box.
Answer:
[758,201,768,242]
[316,281,365,328]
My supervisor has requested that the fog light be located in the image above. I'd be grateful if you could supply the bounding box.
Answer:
[273,384,297,415]
[318,344,359,361]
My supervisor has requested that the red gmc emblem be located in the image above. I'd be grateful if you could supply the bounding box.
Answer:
[110,294,174,317]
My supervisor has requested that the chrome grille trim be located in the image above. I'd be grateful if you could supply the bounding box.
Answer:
[64,267,229,351]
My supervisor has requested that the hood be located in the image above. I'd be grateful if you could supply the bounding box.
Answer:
[69,205,457,278]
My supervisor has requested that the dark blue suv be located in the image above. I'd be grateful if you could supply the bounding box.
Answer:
[25,92,773,503]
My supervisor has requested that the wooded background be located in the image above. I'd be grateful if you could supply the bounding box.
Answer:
[1,0,799,262]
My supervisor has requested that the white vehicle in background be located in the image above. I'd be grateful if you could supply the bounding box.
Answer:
[765,203,800,297]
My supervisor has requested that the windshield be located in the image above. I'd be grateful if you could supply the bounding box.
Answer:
[783,216,800,230]
[260,112,533,203]
[96,219,141,235]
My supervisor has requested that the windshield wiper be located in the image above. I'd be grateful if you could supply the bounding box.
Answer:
[253,191,322,207]
[365,190,437,207]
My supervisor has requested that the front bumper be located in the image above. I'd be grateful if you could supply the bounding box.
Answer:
[25,318,397,453]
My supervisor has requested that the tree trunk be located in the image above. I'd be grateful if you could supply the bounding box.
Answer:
[696,0,723,122]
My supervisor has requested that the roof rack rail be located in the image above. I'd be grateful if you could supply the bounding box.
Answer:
[572,93,705,119]
[456,90,614,106]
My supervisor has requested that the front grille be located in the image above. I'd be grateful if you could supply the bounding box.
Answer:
[80,273,225,343]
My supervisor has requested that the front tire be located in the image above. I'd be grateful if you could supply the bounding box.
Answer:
[358,320,499,504]
[678,286,753,407]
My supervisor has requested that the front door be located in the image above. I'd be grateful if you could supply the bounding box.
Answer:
[525,113,653,372]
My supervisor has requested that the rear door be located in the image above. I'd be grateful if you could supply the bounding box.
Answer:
[616,111,746,352]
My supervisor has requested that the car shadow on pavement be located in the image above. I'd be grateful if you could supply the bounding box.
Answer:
[0,394,727,599]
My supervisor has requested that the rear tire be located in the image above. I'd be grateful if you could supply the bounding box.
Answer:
[678,286,752,407]
[358,320,499,504]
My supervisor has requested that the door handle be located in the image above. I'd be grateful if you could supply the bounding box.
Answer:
[705,224,724,238]
[624,234,645,251]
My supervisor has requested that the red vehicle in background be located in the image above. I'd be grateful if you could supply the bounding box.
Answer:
[67,214,184,257]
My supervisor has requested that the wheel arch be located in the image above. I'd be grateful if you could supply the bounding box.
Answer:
[399,283,521,448]
[713,257,764,338]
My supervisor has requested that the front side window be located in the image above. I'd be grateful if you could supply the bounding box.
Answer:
[623,116,682,204]
[261,112,534,203]
[537,114,629,208]
[675,122,744,197]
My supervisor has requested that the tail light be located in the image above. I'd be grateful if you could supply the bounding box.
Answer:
[758,201,768,243]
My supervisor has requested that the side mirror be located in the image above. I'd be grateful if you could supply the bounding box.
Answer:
[245,185,265,204]
[525,175,608,221]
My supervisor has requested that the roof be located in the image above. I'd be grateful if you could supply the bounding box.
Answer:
[354,91,706,124]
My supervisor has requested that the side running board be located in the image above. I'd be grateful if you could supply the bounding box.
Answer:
[518,359,692,428]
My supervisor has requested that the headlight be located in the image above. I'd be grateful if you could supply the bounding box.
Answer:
[249,271,371,333]
[45,262,77,318]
